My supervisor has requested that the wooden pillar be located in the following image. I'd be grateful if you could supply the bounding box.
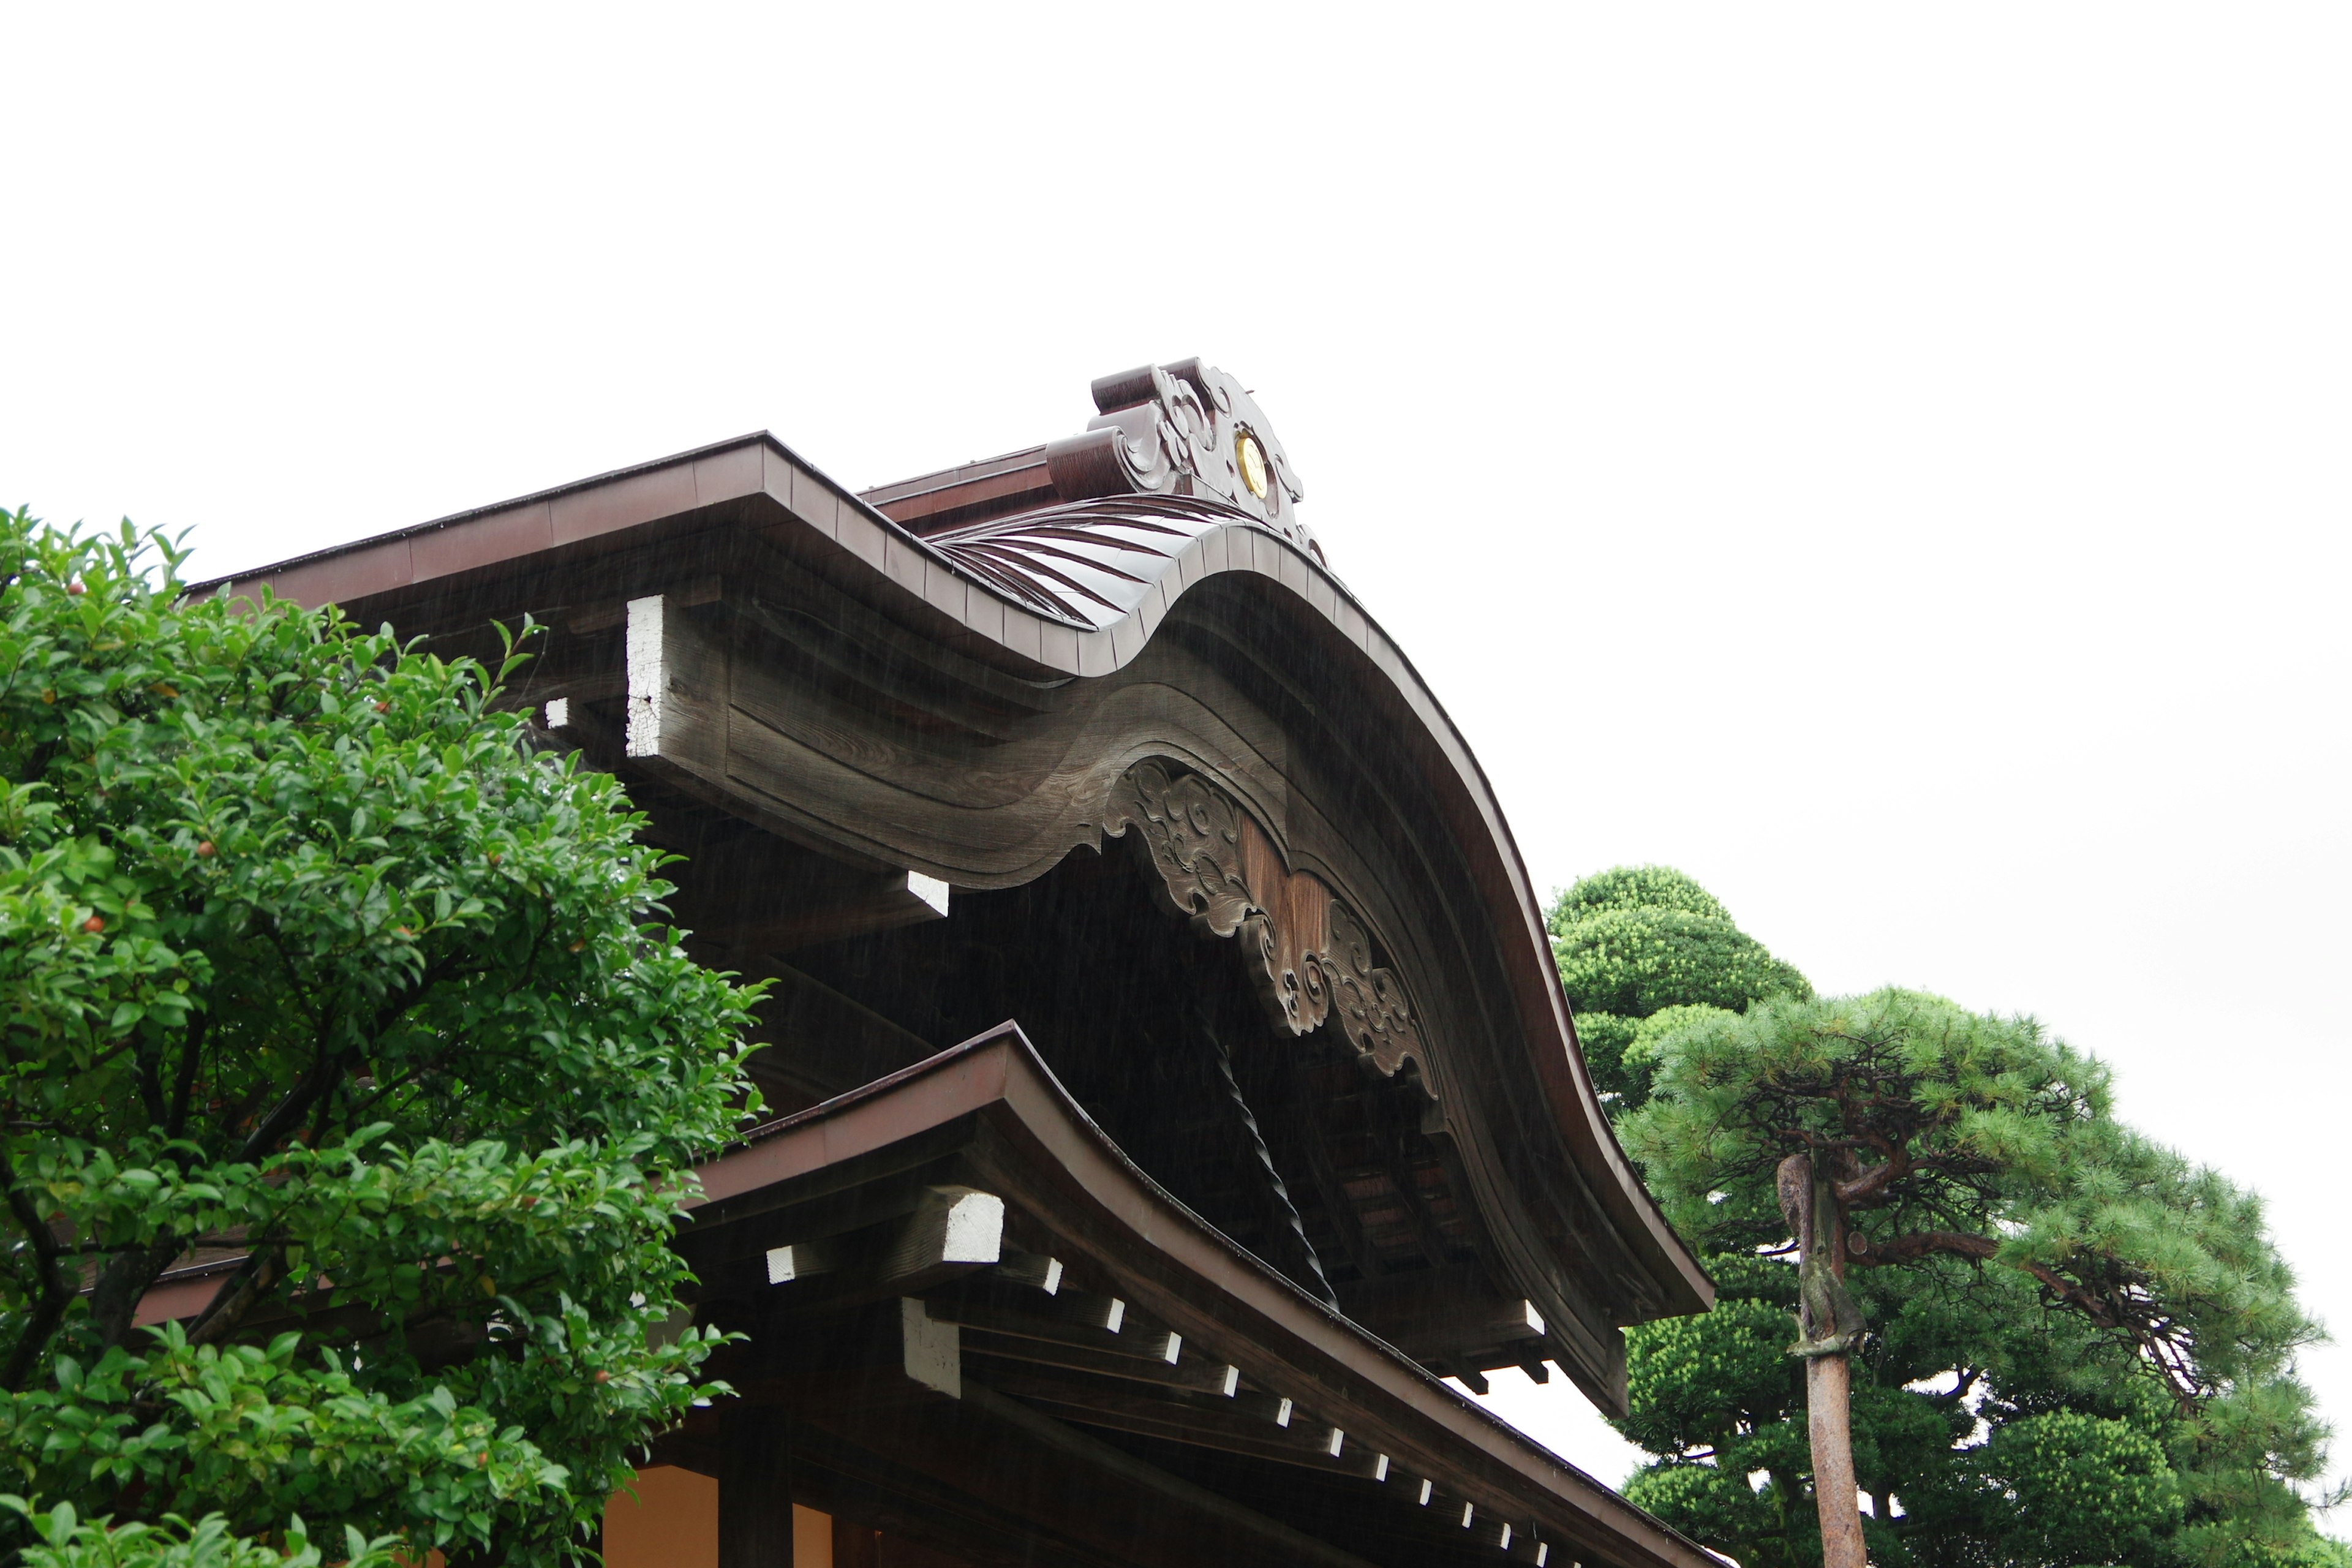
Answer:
[719,1406,794,1568]
[831,1517,878,1568]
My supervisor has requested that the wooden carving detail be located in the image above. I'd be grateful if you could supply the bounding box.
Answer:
[1106,761,1428,1090]
[1044,359,1325,565]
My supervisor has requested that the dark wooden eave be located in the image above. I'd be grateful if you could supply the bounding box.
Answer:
[187,362,1717,1423]
[675,1023,1717,1568]
[184,426,1710,1327]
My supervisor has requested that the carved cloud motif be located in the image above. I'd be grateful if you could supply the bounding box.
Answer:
[1044,359,1325,567]
[1105,760,1429,1091]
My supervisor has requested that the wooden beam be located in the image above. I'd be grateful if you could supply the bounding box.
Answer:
[957,1325,1233,1397]
[966,1360,1381,1479]
[725,957,937,1106]
[625,593,728,783]
[745,1186,1009,1306]
[617,592,954,929]
[693,869,948,954]
[951,1382,1393,1568]
[831,1517,878,1568]
[718,1405,794,1568]
[1290,1102,1389,1284]
[881,1185,1004,1283]
[900,1297,960,1398]
[1370,1128,1458,1273]
[925,1279,1180,1363]
[1338,1267,1550,1374]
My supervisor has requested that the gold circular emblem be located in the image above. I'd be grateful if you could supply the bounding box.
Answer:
[1236,431,1270,500]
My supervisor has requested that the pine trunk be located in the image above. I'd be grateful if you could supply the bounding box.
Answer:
[1806,1349,1867,1568]
[1779,1151,1869,1568]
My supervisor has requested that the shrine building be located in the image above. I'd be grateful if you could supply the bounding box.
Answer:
[198,361,1719,1568]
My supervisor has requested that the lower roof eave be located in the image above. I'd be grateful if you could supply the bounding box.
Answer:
[690,1023,1719,1568]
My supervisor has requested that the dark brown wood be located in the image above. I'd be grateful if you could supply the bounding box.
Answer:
[926,1281,1185,1370]
[694,1301,1395,1568]
[725,957,939,1107]
[1337,1270,1548,1376]
[195,362,1719,1431]
[954,1384,1390,1568]
[957,1324,1231,1396]
[719,1404,795,1568]
[1106,762,1428,1087]
[968,1360,1368,1477]
[593,563,1654,1400]
[859,361,1316,565]
[860,448,1057,535]
[802,1377,1392,1568]
[832,1517,880,1568]
[680,1028,1721,1568]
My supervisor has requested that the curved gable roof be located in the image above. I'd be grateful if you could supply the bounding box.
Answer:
[197,366,1712,1412]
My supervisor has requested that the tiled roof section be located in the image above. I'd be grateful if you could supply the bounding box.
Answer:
[926,495,1257,630]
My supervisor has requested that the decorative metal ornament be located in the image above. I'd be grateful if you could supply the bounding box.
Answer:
[1041,359,1321,562]
[1236,430,1271,499]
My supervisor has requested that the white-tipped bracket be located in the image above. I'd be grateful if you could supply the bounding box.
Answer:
[622,594,726,780]
[883,1186,1005,1282]
[997,1250,1064,1295]
[900,1297,960,1398]
[765,1239,837,1284]
[624,597,668,757]
[907,871,951,916]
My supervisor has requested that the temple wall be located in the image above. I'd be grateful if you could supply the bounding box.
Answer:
[603,1466,972,1568]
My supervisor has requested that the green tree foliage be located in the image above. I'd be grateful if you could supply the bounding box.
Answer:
[0,510,763,1568]
[1546,866,1809,1109]
[3,1496,398,1568]
[1554,867,2345,1567]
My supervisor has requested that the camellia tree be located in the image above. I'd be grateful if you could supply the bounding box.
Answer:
[1552,869,2345,1568]
[0,509,762,1568]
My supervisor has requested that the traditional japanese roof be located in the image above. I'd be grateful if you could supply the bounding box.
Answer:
[195,360,1713,1417]
[670,1022,1718,1568]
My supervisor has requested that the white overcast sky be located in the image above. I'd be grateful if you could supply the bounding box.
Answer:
[6,2,2348,1511]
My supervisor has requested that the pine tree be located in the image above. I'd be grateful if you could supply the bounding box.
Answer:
[1549,869,2343,1567]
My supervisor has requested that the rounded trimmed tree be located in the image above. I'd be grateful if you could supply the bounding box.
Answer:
[0,510,761,1568]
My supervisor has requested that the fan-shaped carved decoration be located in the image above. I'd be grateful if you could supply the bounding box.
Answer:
[1105,760,1428,1091]
[1044,359,1324,566]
